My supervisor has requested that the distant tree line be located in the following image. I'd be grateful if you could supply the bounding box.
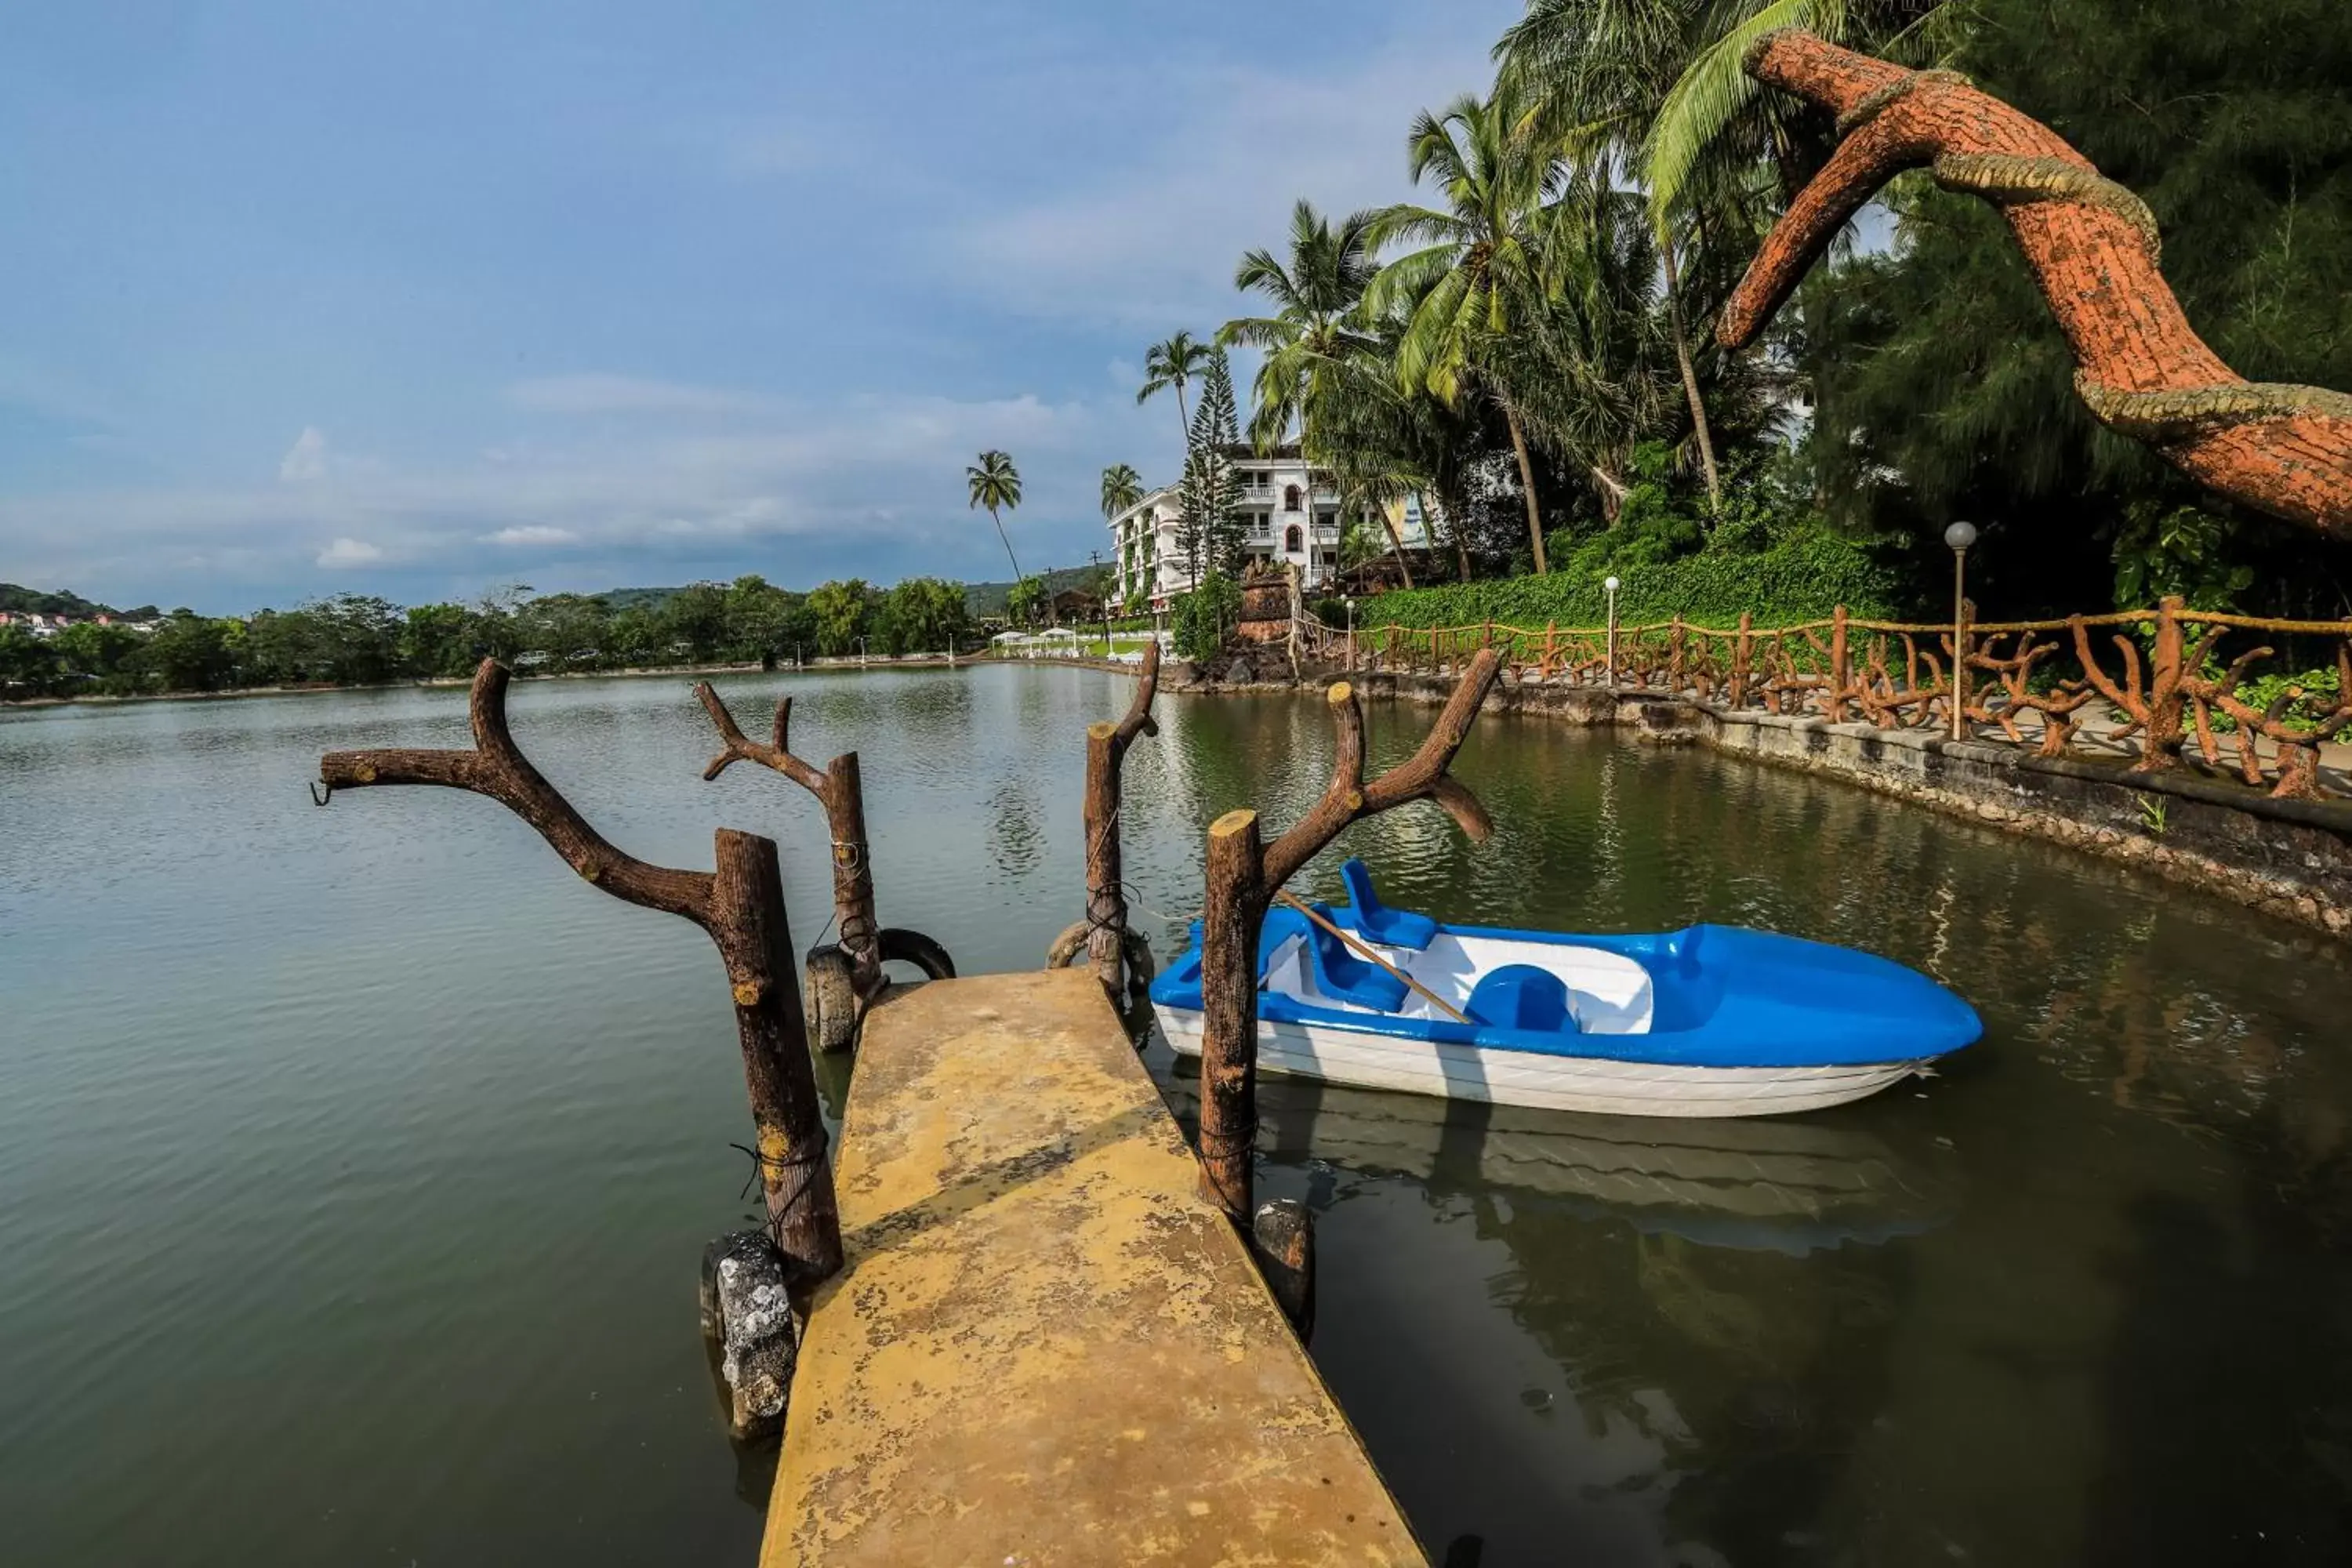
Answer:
[0,575,976,699]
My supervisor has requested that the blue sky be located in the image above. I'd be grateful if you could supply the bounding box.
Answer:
[0,0,1521,612]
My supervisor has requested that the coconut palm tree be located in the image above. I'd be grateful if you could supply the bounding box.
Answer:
[1102,461,1146,598]
[1217,201,1382,452]
[1495,0,1961,223]
[1099,463,1144,521]
[966,450,1023,581]
[1296,306,1490,586]
[1494,158,1678,524]
[1135,332,1214,452]
[1497,1,1751,514]
[1641,0,1961,220]
[1367,87,1561,572]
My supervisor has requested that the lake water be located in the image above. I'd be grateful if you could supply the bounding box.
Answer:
[4,665,2350,1565]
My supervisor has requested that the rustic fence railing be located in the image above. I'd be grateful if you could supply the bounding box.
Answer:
[1294,595,2352,802]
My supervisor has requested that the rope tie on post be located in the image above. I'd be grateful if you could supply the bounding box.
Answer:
[732,1139,833,1251]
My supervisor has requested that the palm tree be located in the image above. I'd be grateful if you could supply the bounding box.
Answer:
[1641,1,1961,220]
[1367,88,1559,572]
[1497,1,1743,514]
[1135,331,1214,452]
[1099,463,1144,521]
[1218,201,1381,452]
[1490,158,1676,524]
[1495,0,1960,227]
[966,450,1023,581]
[1102,461,1145,601]
[1294,306,1489,586]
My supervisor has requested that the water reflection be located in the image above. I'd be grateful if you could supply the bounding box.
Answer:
[5,668,2352,1566]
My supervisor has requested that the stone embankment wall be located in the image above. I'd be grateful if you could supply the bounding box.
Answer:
[1178,659,2352,941]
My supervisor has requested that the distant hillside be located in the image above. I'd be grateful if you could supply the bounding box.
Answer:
[963,565,1108,619]
[598,586,686,614]
[2,583,118,617]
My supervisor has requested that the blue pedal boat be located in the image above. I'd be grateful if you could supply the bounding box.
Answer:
[1149,859,1981,1118]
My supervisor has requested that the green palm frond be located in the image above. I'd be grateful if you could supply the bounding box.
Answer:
[1137,330,1214,406]
[1099,462,1144,521]
[1642,0,1844,225]
[966,448,1022,511]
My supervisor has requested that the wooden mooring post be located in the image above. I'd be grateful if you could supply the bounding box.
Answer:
[695,683,954,1052]
[318,659,844,1283]
[1193,650,1502,1247]
[1047,643,1162,999]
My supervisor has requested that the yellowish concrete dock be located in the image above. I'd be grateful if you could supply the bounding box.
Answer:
[760,967,1424,1566]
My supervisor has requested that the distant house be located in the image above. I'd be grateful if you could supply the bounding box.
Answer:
[1106,446,1421,610]
[1047,587,1102,625]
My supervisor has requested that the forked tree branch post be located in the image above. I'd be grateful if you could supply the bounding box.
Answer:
[320,659,843,1285]
[1047,644,1161,999]
[1195,648,1502,1226]
[694,684,885,1051]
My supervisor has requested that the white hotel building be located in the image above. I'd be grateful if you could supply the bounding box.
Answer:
[1108,447,1425,609]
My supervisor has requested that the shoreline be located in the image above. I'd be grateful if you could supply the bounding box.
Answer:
[1171,660,2352,944]
[0,654,987,710]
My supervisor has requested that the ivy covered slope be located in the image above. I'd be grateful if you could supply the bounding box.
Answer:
[1356,532,1904,632]
[1356,446,1911,632]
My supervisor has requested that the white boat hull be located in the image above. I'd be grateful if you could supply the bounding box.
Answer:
[1153,1004,1930,1120]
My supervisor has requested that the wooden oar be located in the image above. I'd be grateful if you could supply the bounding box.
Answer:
[1273,889,1472,1024]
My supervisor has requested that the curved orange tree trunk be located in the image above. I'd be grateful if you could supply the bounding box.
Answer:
[1719,29,2352,539]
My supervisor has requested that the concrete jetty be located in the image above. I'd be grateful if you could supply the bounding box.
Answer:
[760,968,1423,1566]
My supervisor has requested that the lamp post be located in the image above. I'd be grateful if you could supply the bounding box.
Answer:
[1603,575,1621,688]
[1343,595,1356,670]
[856,635,867,670]
[1944,521,1978,740]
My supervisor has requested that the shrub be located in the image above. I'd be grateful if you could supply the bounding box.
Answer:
[1357,529,1908,633]
[1171,574,1242,662]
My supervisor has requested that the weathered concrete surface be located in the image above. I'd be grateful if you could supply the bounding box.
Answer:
[760,968,1422,1568]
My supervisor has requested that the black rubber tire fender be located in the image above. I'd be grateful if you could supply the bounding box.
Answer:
[877,927,956,981]
[802,944,859,1055]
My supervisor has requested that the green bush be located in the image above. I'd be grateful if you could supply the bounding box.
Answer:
[2207,663,2346,735]
[1357,530,1907,633]
[1171,574,1242,662]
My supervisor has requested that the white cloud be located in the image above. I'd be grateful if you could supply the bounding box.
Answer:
[3,382,1130,604]
[316,537,383,568]
[279,426,331,482]
[506,374,778,418]
[949,18,1511,325]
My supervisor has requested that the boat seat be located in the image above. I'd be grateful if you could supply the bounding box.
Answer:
[1466,965,1579,1034]
[1338,858,1437,951]
[1303,903,1410,1013]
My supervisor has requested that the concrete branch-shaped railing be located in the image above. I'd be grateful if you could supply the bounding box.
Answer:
[695,683,954,1053]
[1719,29,2352,536]
[1047,642,1162,999]
[1195,648,1501,1226]
[319,659,842,1285]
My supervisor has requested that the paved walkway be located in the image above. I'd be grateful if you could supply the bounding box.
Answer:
[760,968,1423,1567]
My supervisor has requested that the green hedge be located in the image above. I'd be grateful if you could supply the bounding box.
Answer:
[1354,534,1908,633]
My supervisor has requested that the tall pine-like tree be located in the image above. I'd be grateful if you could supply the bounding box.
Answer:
[1177,349,1247,582]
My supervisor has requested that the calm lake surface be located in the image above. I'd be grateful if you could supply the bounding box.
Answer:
[5,665,2351,1565]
